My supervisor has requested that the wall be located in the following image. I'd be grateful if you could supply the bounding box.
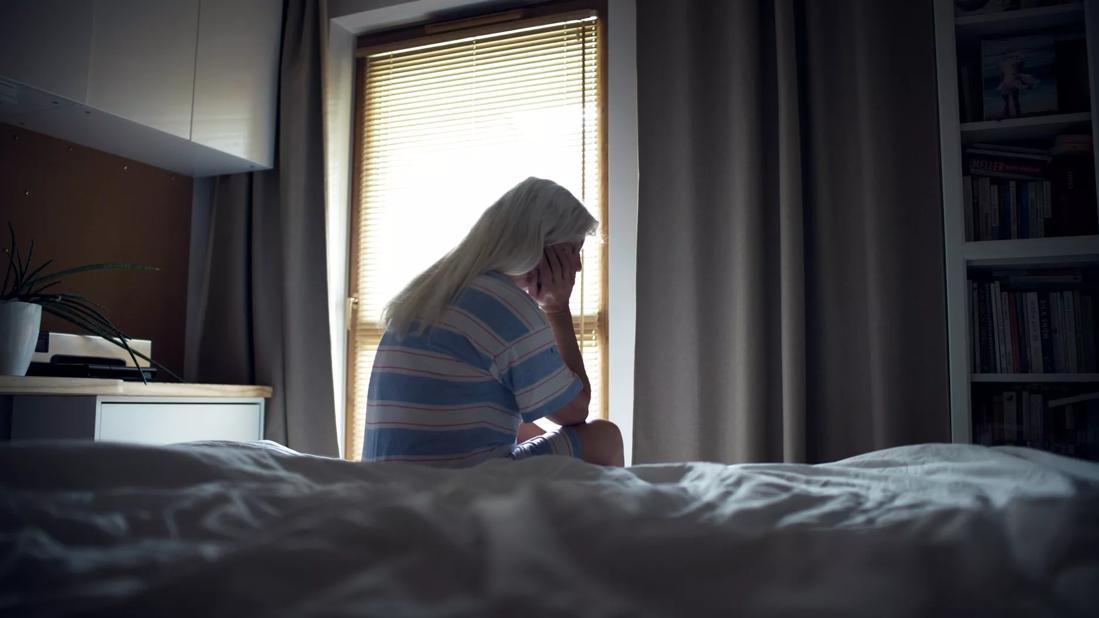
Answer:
[606,0,638,465]
[0,123,192,375]
[323,14,356,457]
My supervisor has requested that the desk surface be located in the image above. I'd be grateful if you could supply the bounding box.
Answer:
[0,377,272,398]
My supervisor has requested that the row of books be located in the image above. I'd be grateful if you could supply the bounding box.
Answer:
[969,279,1097,373]
[962,139,1098,240]
[963,175,1051,241]
[973,389,1098,461]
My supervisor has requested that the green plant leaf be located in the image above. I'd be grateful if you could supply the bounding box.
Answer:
[21,239,34,286]
[27,281,60,296]
[1,251,13,298]
[26,262,159,292]
[16,258,53,295]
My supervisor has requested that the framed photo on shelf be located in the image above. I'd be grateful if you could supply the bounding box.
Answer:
[982,35,1059,120]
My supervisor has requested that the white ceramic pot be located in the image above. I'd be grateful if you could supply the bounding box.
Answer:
[0,300,42,376]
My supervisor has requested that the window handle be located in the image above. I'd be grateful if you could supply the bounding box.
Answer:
[345,297,358,332]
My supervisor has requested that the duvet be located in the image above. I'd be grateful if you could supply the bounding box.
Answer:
[1,441,1097,617]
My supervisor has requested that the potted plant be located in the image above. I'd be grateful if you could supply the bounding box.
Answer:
[1,224,178,382]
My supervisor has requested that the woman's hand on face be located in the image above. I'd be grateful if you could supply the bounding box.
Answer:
[530,243,580,314]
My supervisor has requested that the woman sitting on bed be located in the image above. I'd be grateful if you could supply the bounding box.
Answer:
[362,177,624,467]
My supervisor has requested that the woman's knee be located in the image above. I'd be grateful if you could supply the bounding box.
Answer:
[575,419,624,466]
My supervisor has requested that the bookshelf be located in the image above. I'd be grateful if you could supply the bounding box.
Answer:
[934,0,1099,460]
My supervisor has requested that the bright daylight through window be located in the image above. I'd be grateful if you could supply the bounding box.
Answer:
[346,10,605,459]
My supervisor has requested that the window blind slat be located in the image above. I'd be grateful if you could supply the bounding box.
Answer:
[367,37,597,83]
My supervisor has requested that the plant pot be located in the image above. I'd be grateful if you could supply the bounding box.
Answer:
[0,301,42,376]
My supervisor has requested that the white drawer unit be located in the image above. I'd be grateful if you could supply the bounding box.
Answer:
[97,401,263,444]
[2,378,271,445]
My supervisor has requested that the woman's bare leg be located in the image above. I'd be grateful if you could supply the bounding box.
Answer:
[517,422,545,443]
[569,419,625,466]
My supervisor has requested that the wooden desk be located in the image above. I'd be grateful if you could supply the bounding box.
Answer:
[0,377,272,445]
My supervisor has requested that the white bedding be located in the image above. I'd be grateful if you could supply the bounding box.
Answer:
[2,441,1098,617]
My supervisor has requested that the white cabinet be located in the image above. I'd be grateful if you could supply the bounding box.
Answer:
[0,0,94,102]
[11,396,266,445]
[192,0,282,168]
[0,0,281,176]
[98,401,263,444]
[87,0,201,140]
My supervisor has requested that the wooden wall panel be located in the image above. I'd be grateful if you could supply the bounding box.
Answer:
[0,123,192,376]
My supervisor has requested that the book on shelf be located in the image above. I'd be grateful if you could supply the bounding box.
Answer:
[961,137,1096,240]
[962,174,1052,240]
[1047,134,1098,236]
[973,384,1098,461]
[970,272,1098,373]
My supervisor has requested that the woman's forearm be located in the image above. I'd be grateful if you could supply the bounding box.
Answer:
[544,309,591,402]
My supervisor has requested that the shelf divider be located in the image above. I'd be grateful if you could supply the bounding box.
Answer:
[971,373,1099,383]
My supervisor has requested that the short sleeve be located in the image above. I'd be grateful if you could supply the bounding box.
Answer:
[497,325,584,423]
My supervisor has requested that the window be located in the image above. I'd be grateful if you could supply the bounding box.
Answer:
[345,8,606,459]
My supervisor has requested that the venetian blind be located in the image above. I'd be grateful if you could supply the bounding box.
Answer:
[346,11,605,460]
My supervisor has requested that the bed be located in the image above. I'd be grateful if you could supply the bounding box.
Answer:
[2,440,1097,616]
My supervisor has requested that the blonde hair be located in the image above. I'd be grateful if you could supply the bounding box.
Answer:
[383,177,598,336]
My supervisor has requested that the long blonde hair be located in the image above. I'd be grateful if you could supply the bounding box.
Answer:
[383,177,598,336]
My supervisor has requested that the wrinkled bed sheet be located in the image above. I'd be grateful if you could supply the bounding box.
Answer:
[1,441,1098,617]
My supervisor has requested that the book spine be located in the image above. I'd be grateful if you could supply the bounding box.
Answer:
[1008,181,1018,240]
[1008,292,1020,373]
[1028,183,1039,239]
[1051,292,1064,373]
[971,281,981,372]
[992,281,1004,373]
[979,178,991,241]
[1063,290,1077,373]
[1039,294,1054,373]
[1015,293,1027,373]
[1026,292,1043,374]
[991,184,1001,241]
[980,284,994,373]
[968,158,1046,177]
[1019,182,1030,239]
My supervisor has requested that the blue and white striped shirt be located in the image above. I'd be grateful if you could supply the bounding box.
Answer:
[362,271,583,466]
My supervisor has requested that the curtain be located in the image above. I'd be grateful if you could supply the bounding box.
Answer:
[633,0,949,464]
[190,0,337,456]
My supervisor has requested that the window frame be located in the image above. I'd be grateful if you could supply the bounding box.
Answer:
[344,1,609,459]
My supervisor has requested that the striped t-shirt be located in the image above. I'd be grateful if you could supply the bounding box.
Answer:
[362,271,583,466]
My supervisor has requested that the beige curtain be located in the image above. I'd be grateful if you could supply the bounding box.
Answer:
[633,0,949,464]
[190,0,337,456]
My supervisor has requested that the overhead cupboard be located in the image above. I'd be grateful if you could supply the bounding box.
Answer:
[0,0,282,176]
[934,0,1099,461]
